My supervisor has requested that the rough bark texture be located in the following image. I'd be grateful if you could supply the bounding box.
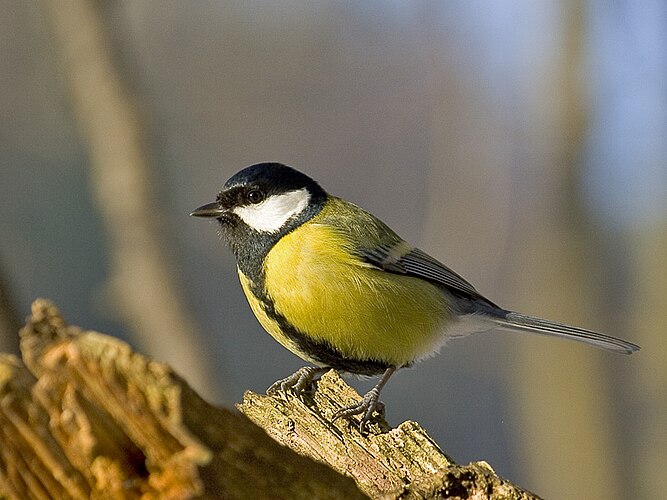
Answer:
[239,377,538,499]
[0,300,540,499]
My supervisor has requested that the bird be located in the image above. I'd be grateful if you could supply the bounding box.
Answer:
[191,162,640,432]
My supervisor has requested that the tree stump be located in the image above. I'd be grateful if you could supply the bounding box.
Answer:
[0,299,540,499]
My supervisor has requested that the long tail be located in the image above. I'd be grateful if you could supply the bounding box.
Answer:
[489,311,640,354]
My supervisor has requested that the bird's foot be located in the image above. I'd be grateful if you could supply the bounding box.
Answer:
[267,366,329,396]
[332,386,384,433]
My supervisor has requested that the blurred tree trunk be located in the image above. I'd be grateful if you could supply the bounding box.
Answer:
[422,2,623,498]
[508,228,620,500]
[506,2,620,498]
[628,226,667,498]
[41,0,221,400]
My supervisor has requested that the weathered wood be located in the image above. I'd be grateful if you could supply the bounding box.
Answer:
[239,373,538,499]
[0,300,540,499]
[1,300,363,499]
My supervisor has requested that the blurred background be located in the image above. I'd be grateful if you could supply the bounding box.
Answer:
[1,1,665,498]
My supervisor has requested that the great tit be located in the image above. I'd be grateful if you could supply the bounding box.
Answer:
[191,162,639,432]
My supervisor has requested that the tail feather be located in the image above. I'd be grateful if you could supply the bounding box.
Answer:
[490,311,640,354]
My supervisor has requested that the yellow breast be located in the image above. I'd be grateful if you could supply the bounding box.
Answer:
[256,219,451,367]
[238,270,310,361]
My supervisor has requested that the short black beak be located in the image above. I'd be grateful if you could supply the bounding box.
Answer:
[190,202,225,218]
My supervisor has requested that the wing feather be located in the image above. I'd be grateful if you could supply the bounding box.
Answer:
[360,245,497,306]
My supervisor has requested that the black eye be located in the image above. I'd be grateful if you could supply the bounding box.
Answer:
[247,189,265,204]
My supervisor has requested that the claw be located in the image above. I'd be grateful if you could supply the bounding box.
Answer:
[332,365,396,433]
[267,366,328,396]
[332,388,383,433]
[375,400,386,418]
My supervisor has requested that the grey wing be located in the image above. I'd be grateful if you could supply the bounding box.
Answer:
[360,245,499,307]
[360,243,640,354]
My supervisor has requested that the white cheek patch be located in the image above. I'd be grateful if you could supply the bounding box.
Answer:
[233,188,311,233]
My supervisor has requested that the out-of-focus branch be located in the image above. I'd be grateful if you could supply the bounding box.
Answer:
[0,299,541,499]
[42,0,219,398]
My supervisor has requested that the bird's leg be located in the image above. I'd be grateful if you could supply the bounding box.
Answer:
[267,366,330,396]
[332,366,396,433]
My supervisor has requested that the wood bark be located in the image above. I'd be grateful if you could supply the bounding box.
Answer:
[0,300,540,499]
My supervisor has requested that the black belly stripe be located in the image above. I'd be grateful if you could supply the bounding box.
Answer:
[249,280,390,376]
